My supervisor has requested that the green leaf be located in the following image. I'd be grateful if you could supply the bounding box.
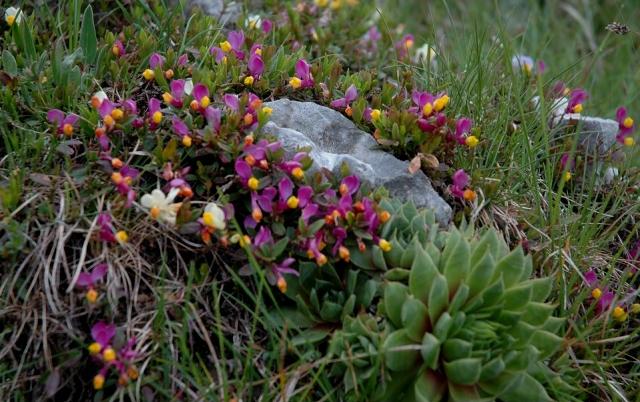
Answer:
[522,302,555,326]
[319,300,343,322]
[449,284,469,315]
[529,277,552,302]
[384,282,408,328]
[341,294,356,320]
[270,237,290,259]
[80,6,97,64]
[290,328,330,347]
[420,333,440,370]
[401,296,429,342]
[400,241,418,267]
[504,345,539,372]
[414,369,446,402]
[383,329,420,372]
[2,51,18,76]
[442,232,470,294]
[356,279,378,307]
[409,246,438,304]
[442,339,472,361]
[433,312,452,340]
[444,358,482,385]
[448,383,489,402]
[384,268,410,281]
[530,330,562,359]
[493,247,525,288]
[372,244,387,270]
[503,283,532,310]
[480,357,505,381]
[427,274,449,323]
[499,373,552,402]
[467,252,495,297]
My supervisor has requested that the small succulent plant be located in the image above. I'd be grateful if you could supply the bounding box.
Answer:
[328,314,385,395]
[349,198,446,278]
[285,262,378,324]
[378,227,565,402]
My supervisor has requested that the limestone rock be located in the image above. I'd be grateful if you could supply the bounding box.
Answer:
[263,99,452,225]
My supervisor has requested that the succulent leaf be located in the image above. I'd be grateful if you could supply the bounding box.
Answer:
[428,274,449,323]
[384,329,420,371]
[384,282,408,328]
[444,358,482,385]
[409,246,439,304]
[402,296,429,342]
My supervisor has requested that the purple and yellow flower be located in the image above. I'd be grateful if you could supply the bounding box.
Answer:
[112,39,125,57]
[76,263,108,303]
[289,59,314,89]
[395,34,414,60]
[615,107,635,146]
[220,30,246,60]
[330,84,358,115]
[47,109,79,137]
[565,88,587,114]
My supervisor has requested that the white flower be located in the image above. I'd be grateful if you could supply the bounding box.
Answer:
[415,43,437,65]
[511,54,534,73]
[246,15,262,30]
[5,7,22,26]
[141,188,182,225]
[93,91,108,103]
[184,79,194,96]
[202,202,226,231]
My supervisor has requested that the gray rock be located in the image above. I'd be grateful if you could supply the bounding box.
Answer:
[188,0,241,25]
[555,114,619,155]
[263,99,452,225]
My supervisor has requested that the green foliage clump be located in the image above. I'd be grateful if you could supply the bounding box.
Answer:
[329,200,569,402]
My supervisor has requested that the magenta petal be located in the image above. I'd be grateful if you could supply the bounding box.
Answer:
[254,226,273,247]
[297,186,313,207]
[452,169,469,189]
[91,263,108,283]
[204,107,221,131]
[341,175,360,195]
[455,118,472,137]
[224,94,240,111]
[278,177,293,201]
[171,116,190,136]
[330,98,347,109]
[76,272,93,287]
[248,53,264,77]
[170,79,185,98]
[91,322,116,347]
[47,109,65,125]
[261,19,273,34]
[584,270,598,286]
[63,114,79,126]
[616,106,627,123]
[99,99,115,118]
[228,30,245,49]
[295,59,310,80]
[149,98,161,114]
[149,53,165,69]
[210,47,225,63]
[235,159,252,180]
[121,166,139,179]
[344,84,358,103]
[177,54,188,66]
[301,203,319,222]
[193,84,209,102]
[123,99,137,114]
